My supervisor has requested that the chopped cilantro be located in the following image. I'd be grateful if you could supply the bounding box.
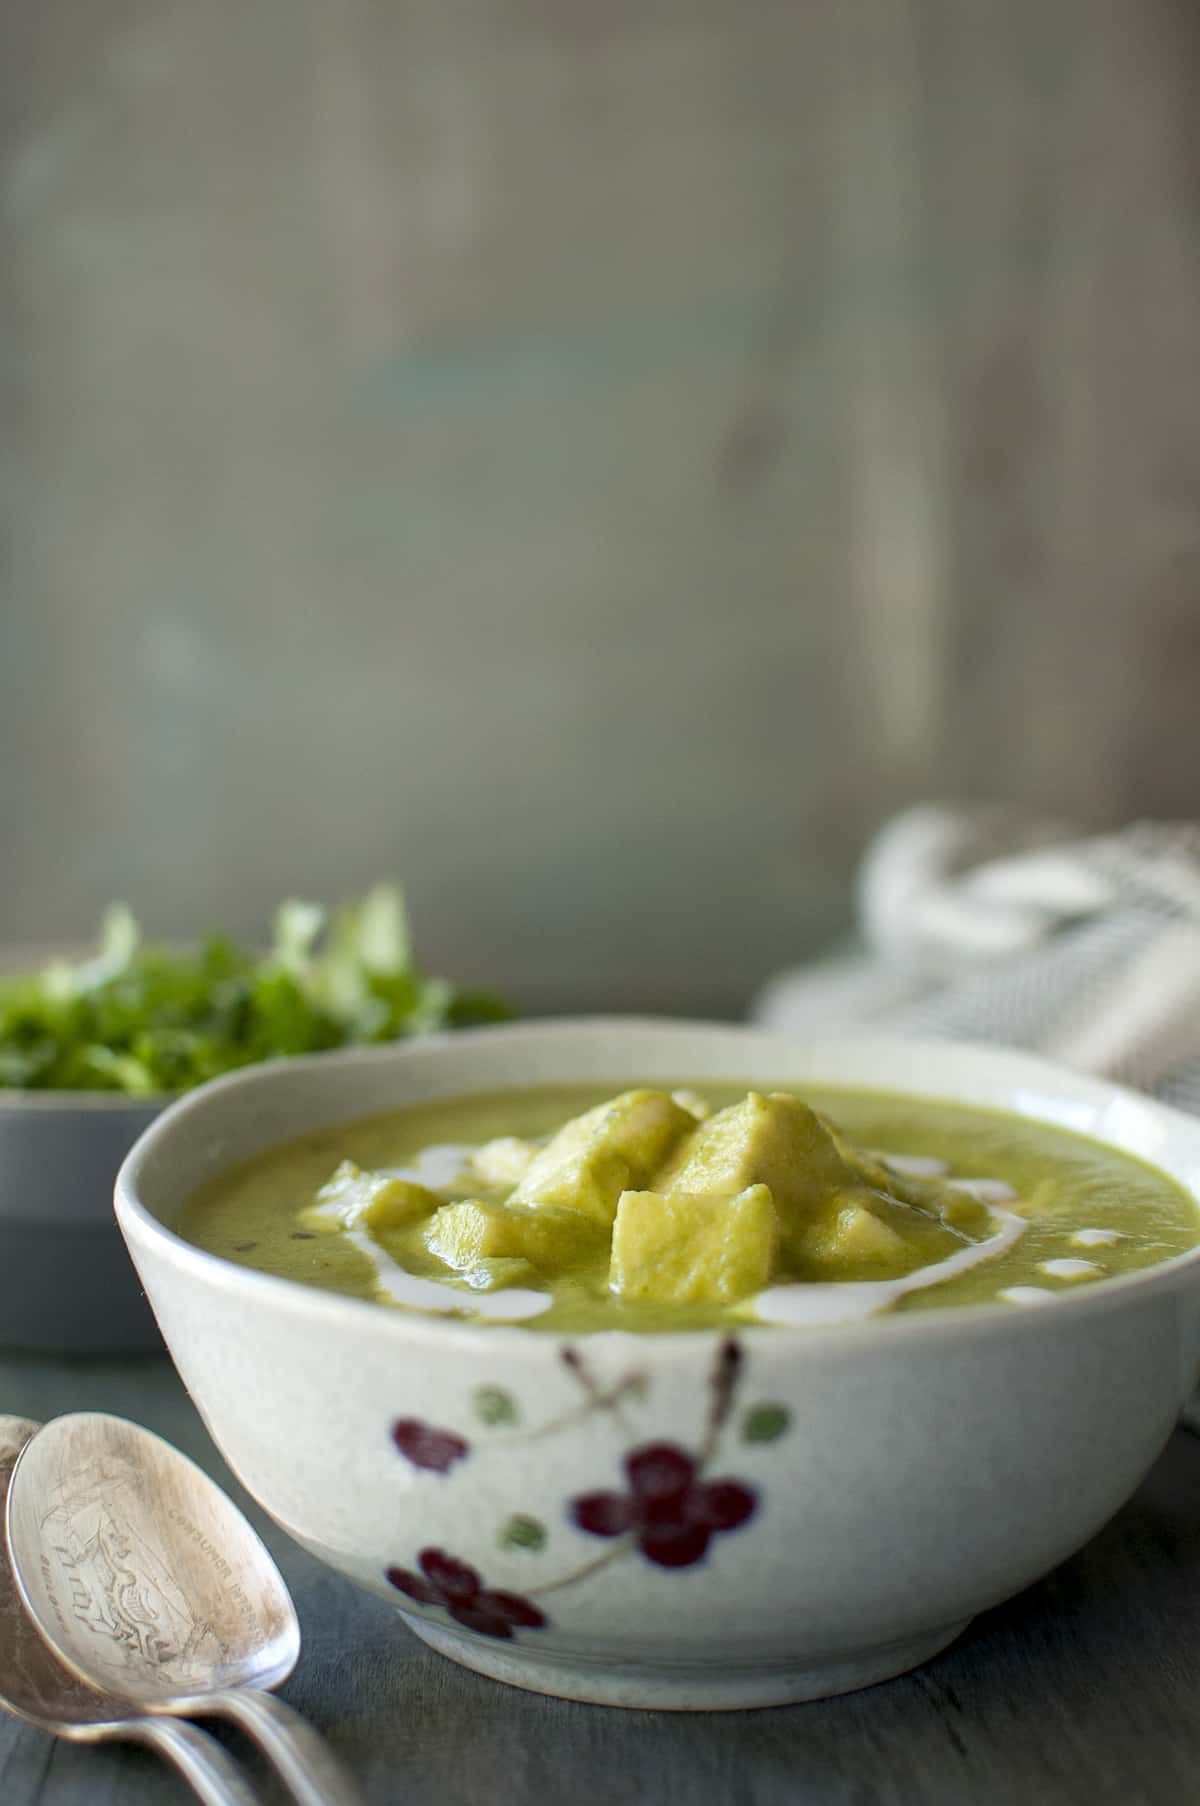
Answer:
[0,887,510,1095]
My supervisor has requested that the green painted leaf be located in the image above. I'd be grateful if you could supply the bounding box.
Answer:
[499,1513,546,1552]
[474,1385,519,1427]
[741,1402,791,1444]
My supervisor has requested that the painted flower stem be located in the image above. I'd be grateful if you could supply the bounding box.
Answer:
[697,1336,742,1469]
[559,1345,643,1438]
[526,1537,637,1599]
[486,1372,649,1447]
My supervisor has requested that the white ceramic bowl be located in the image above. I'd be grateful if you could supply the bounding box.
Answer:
[115,1020,1200,1709]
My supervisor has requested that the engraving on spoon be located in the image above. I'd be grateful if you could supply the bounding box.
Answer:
[37,1452,228,1680]
[0,1432,151,1727]
[162,1505,262,1638]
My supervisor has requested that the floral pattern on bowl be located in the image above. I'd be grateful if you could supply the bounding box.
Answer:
[384,1337,786,1639]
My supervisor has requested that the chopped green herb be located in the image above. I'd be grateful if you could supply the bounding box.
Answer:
[0,886,510,1096]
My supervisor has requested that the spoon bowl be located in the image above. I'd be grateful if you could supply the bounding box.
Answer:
[0,1415,259,1806]
[6,1412,363,1806]
[7,1411,297,1701]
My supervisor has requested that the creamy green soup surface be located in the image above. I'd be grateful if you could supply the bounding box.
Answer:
[179,1083,1200,1332]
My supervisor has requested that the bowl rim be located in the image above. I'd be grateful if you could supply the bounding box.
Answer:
[115,1016,1200,1362]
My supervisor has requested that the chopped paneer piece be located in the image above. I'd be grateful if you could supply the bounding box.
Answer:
[821,1118,983,1224]
[827,1203,910,1262]
[819,1120,969,1225]
[509,1089,696,1226]
[659,1092,856,1232]
[792,1187,962,1278]
[302,1160,442,1233]
[468,1136,539,1189]
[663,1094,988,1248]
[671,1088,712,1122]
[937,1188,991,1232]
[462,1257,541,1292]
[609,1184,779,1304]
[821,1120,895,1193]
[424,1198,604,1273]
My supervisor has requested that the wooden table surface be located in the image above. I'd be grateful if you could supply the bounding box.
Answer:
[1,1350,1198,1806]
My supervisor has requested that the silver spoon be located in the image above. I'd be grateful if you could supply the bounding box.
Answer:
[0,1416,259,1806]
[6,1412,364,1806]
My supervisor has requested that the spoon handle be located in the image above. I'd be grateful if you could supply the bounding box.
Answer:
[125,1716,264,1806]
[206,1689,365,1806]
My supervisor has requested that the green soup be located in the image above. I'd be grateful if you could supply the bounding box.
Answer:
[179,1083,1200,1333]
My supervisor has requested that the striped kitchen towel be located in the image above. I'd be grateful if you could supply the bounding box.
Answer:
[755,804,1200,1108]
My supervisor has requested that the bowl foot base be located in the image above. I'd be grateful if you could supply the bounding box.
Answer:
[401,1615,972,1710]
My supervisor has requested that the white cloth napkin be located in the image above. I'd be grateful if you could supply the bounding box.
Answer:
[755,804,1200,1431]
[754,804,1200,1110]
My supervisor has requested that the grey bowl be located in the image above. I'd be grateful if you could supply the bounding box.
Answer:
[0,1091,166,1352]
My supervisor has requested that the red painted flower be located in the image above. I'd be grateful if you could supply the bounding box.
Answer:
[570,1442,755,1569]
[386,1548,546,1639]
[391,1418,470,1473]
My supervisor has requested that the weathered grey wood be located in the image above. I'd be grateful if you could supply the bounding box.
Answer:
[3,0,1200,1017]
[1,1348,1198,1804]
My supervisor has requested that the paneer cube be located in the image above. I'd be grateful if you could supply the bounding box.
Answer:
[937,1189,990,1232]
[302,1160,443,1233]
[828,1202,910,1262]
[821,1119,894,1193]
[609,1184,780,1304]
[825,1122,988,1232]
[671,1088,712,1122]
[509,1089,696,1226]
[467,1137,539,1190]
[659,1092,856,1233]
[424,1198,604,1273]
[794,1188,962,1278]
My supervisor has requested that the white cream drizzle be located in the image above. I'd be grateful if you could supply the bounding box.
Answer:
[317,1141,555,1319]
[1071,1227,1122,1249]
[753,1204,1028,1326]
[345,1229,553,1321]
[876,1152,947,1178]
[998,1286,1055,1307]
[1038,1257,1101,1282]
[381,1143,475,1191]
[947,1176,1017,1204]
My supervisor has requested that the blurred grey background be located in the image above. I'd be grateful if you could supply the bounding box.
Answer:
[2,0,1199,1015]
